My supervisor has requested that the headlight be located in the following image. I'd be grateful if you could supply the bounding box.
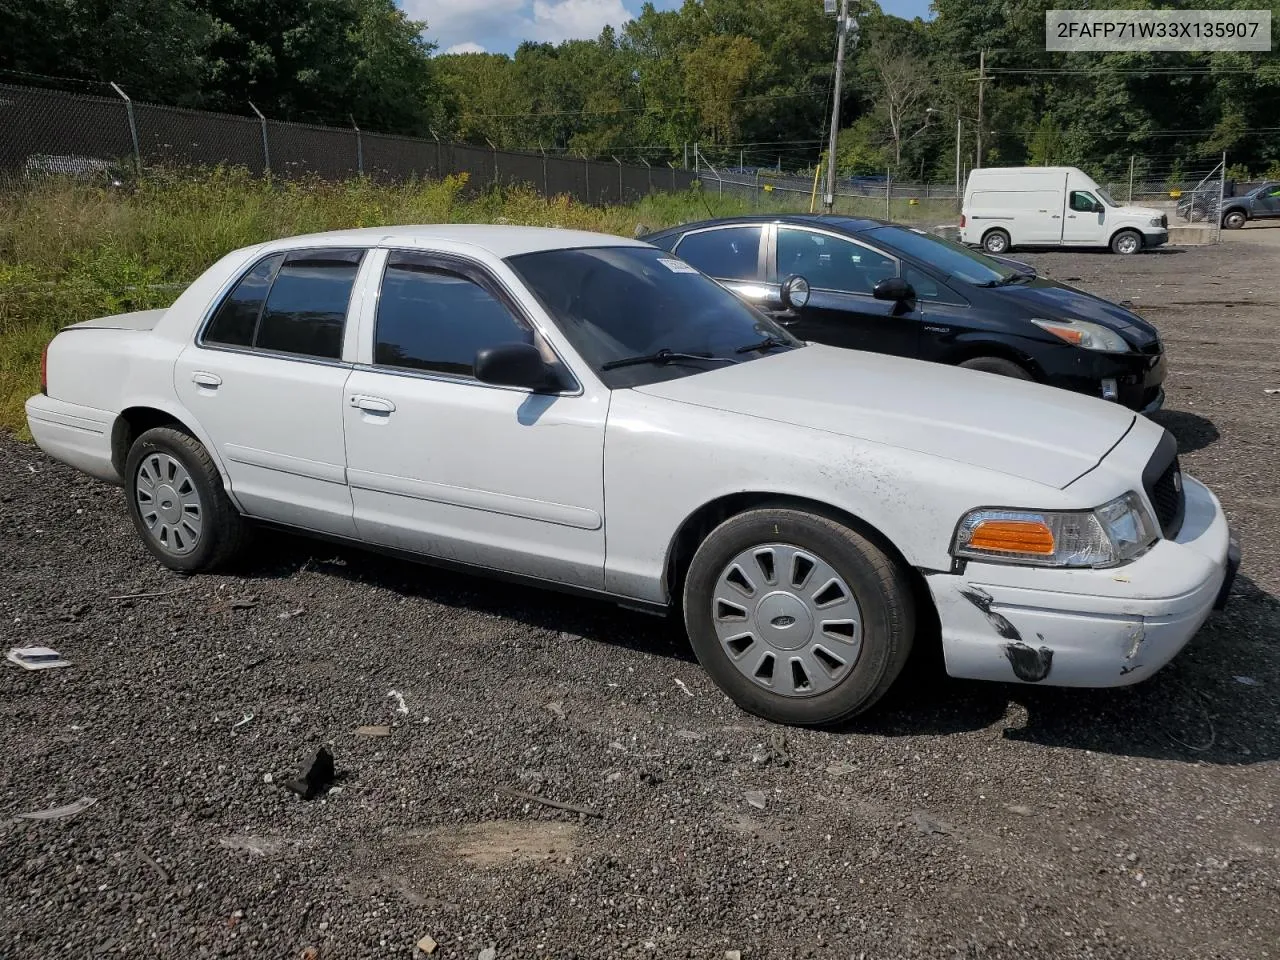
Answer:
[953,492,1158,568]
[1031,317,1129,353]
[1149,217,1163,227]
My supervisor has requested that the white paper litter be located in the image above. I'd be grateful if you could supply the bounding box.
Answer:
[7,646,71,670]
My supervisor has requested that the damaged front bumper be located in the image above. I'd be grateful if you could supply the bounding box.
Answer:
[927,474,1235,687]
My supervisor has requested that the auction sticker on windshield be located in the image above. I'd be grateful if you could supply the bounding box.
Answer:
[658,258,699,274]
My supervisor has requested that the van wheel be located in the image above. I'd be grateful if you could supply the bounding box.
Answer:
[682,508,915,727]
[981,229,1010,254]
[1223,210,1247,230]
[1110,230,1142,255]
[124,426,249,573]
[958,356,1032,380]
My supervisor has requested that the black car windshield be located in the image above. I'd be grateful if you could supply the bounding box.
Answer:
[506,245,802,387]
[864,226,1019,286]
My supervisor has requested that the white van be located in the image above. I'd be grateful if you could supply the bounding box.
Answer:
[960,166,1168,255]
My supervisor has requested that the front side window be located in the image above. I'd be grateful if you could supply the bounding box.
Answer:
[202,248,364,360]
[1070,191,1100,213]
[506,245,801,388]
[673,226,763,281]
[375,252,535,379]
[776,228,897,296]
[864,226,1018,287]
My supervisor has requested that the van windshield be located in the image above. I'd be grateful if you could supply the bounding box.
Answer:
[865,226,1020,286]
[1096,187,1119,207]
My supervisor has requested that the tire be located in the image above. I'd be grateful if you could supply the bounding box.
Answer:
[1223,210,1247,230]
[957,355,1032,380]
[1110,230,1142,255]
[981,229,1010,255]
[124,426,249,573]
[682,507,915,726]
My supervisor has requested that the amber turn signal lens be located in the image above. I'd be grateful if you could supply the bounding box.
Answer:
[966,519,1056,555]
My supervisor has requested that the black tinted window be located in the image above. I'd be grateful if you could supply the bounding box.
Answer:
[255,249,364,359]
[204,254,283,347]
[673,226,762,280]
[1069,191,1098,212]
[777,228,897,295]
[375,253,533,378]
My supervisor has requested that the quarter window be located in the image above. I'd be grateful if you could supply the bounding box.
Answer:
[777,228,897,296]
[204,254,283,347]
[254,249,364,360]
[374,252,535,378]
[673,226,763,281]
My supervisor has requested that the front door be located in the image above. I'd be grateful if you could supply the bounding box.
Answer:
[174,247,367,538]
[1254,183,1280,217]
[341,249,608,590]
[1062,190,1107,244]
[771,225,920,357]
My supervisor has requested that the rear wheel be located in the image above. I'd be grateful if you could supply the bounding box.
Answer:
[1223,210,1247,230]
[958,355,1032,380]
[981,229,1010,255]
[682,508,915,726]
[1110,230,1142,255]
[125,426,248,573]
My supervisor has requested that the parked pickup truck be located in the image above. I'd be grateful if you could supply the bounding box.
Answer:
[1177,180,1280,229]
[26,225,1240,727]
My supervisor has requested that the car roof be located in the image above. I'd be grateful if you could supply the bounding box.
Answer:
[642,214,891,241]
[249,224,651,259]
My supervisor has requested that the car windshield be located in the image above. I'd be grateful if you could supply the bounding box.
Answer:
[1095,187,1119,207]
[506,245,803,387]
[864,226,1019,286]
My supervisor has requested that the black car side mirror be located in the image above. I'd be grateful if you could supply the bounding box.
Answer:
[780,274,811,310]
[873,277,914,302]
[475,342,563,392]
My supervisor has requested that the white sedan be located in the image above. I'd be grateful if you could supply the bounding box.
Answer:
[26,225,1239,726]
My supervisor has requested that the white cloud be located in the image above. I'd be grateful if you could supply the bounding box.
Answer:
[444,41,487,54]
[402,0,634,54]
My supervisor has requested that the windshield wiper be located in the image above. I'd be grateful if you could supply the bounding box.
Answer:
[600,348,739,371]
[735,335,793,354]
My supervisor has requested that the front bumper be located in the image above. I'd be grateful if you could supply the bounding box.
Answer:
[1143,228,1169,249]
[926,475,1235,687]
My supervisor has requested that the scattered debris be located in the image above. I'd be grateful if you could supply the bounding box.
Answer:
[606,771,623,783]
[826,761,857,777]
[673,729,705,741]
[479,948,496,960]
[910,810,952,836]
[278,608,305,620]
[387,690,409,715]
[301,948,319,960]
[263,773,274,784]
[283,747,336,800]
[496,786,602,818]
[218,836,283,857]
[231,711,255,731]
[1005,804,1034,817]
[725,951,743,960]
[673,678,694,697]
[1234,675,1260,686]
[137,848,170,884]
[639,770,664,786]
[355,725,391,737]
[230,598,258,610]
[14,796,98,820]
[1265,388,1279,395]
[544,700,566,719]
[751,732,791,767]
[106,585,192,602]
[6,646,71,671]
[744,790,767,810]
[416,934,438,955]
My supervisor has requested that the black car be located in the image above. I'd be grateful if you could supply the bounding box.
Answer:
[643,215,1166,412]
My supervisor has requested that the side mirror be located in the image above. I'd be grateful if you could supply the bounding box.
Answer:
[873,277,914,302]
[474,342,562,392]
[780,274,811,310]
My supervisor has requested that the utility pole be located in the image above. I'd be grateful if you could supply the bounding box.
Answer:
[1128,155,1135,203]
[823,0,858,212]
[975,49,987,169]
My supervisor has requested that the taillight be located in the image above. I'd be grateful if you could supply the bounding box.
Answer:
[959,214,966,228]
[40,342,49,394]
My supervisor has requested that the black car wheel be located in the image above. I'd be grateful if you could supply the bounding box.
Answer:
[958,356,1032,380]
[682,507,915,727]
[981,229,1011,254]
[1223,210,1247,229]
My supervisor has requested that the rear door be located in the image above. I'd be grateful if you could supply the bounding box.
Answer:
[174,247,367,538]
[668,224,770,307]
[769,225,919,357]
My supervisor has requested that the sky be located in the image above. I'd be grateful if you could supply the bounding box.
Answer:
[398,0,935,57]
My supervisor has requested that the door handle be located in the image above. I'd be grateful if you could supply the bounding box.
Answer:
[191,372,222,388]
[1066,214,1077,219]
[350,395,395,414]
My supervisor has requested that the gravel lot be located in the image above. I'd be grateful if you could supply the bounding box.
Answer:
[2,236,1278,960]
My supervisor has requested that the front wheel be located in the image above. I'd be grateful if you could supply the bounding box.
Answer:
[1223,210,1247,230]
[958,355,1032,380]
[1110,230,1142,255]
[682,508,915,726]
[124,426,249,573]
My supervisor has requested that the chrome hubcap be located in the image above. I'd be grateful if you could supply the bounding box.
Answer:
[1117,235,1138,253]
[136,453,202,555]
[711,543,863,698]
[987,235,1006,252]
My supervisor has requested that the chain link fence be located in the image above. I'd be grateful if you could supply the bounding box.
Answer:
[0,79,697,205]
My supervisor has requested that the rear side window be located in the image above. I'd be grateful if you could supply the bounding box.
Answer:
[254,249,364,359]
[204,254,283,347]
[673,226,763,281]
[374,252,533,378]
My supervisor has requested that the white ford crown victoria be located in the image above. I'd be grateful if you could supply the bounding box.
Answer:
[26,225,1239,726]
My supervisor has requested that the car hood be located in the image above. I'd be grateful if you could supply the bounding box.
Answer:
[997,278,1159,348]
[1115,204,1163,220]
[632,345,1135,490]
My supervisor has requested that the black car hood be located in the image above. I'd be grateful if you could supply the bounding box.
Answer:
[997,278,1159,348]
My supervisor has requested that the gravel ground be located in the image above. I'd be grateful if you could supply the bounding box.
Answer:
[2,238,1278,960]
